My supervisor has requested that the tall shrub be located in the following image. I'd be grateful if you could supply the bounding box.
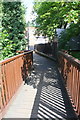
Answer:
[1,1,26,60]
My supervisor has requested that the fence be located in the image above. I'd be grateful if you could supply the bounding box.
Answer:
[34,41,57,57]
[58,51,80,117]
[0,51,33,118]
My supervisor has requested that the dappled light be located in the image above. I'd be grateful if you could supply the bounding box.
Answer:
[28,53,77,119]
[0,1,80,119]
[1,53,78,119]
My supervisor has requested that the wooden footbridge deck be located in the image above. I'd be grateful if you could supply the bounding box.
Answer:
[0,51,80,120]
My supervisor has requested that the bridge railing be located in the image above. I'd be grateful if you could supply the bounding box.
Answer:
[0,51,33,118]
[58,51,80,117]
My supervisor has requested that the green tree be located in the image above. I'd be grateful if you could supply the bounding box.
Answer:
[0,1,3,60]
[33,2,80,41]
[0,1,27,60]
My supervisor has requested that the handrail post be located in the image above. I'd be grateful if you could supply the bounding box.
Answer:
[0,64,3,119]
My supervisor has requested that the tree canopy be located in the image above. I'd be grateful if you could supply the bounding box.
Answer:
[33,2,80,41]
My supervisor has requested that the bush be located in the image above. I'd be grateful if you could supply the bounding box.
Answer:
[58,22,80,50]
[0,2,27,60]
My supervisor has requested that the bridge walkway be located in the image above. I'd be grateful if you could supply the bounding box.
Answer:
[3,53,77,120]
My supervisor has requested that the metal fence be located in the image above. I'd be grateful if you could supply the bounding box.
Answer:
[58,51,80,117]
[0,51,33,118]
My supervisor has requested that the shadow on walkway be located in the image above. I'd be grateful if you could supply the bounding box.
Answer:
[25,53,77,120]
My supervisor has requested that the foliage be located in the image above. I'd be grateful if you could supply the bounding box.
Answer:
[33,1,80,60]
[58,22,80,50]
[0,2,26,60]
[0,30,16,60]
[0,1,3,60]
[33,2,80,41]
[69,51,80,60]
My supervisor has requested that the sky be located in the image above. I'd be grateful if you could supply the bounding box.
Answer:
[21,0,34,23]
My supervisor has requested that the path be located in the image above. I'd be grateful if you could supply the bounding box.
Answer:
[3,53,77,120]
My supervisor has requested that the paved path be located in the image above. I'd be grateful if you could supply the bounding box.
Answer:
[3,53,77,120]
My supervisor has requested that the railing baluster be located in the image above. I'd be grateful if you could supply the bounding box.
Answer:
[0,51,33,119]
[58,51,80,117]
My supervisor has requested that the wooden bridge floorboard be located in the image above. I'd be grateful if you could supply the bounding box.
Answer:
[3,53,78,120]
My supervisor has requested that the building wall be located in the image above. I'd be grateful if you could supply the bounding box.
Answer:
[26,27,48,50]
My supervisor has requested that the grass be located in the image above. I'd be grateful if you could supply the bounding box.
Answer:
[69,51,80,60]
